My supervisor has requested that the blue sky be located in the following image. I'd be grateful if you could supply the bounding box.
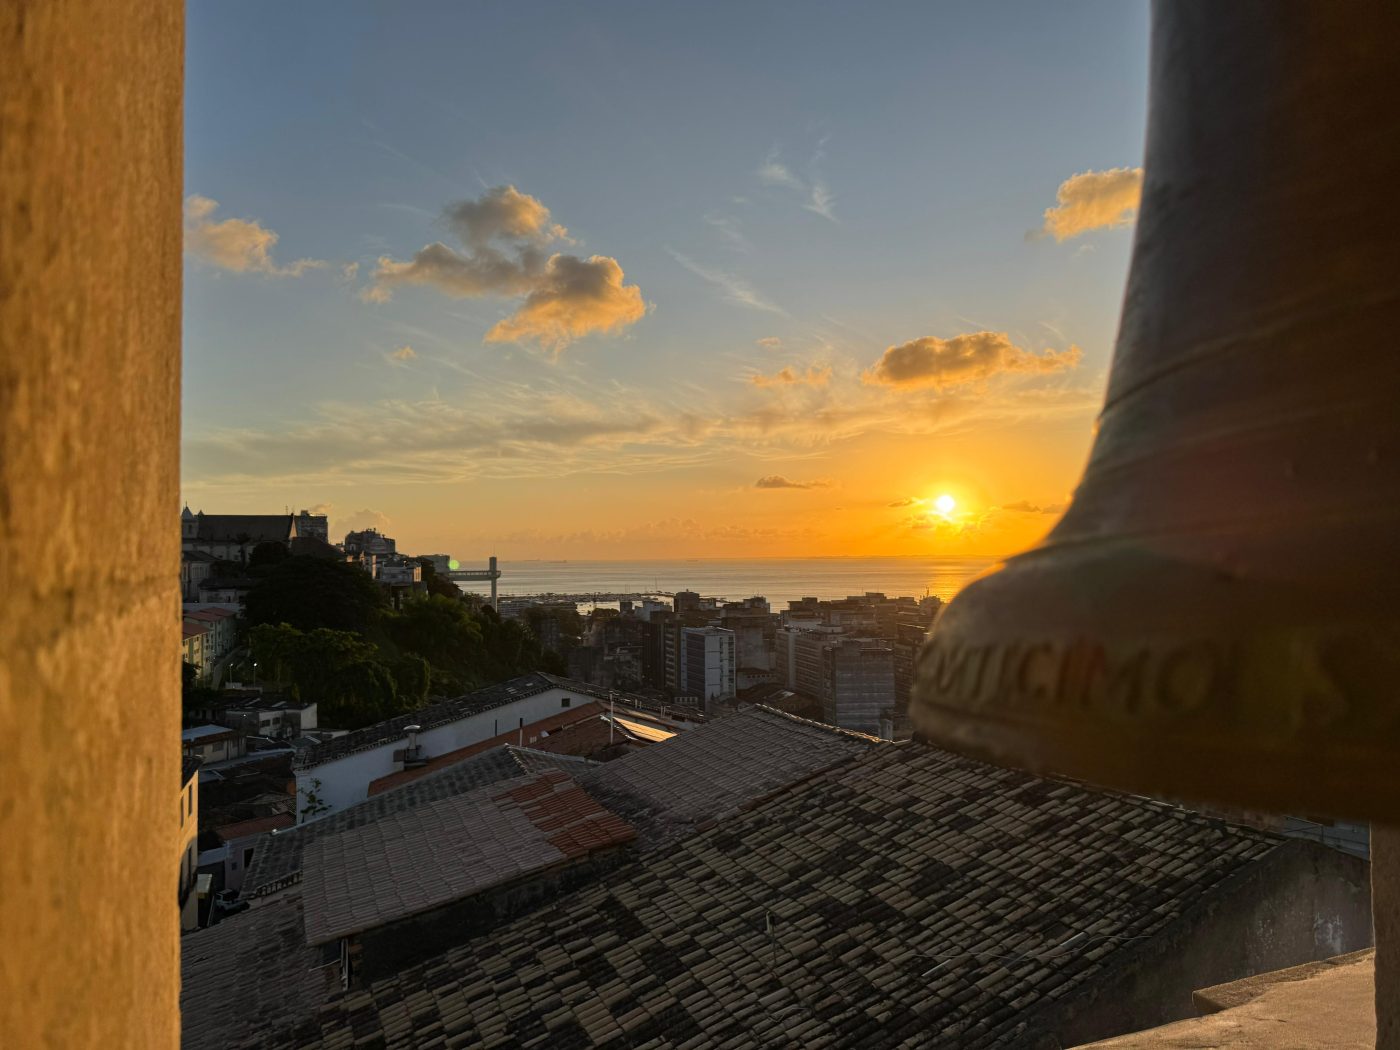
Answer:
[182,1,1150,558]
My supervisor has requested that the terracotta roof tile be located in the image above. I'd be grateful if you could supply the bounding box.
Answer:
[577,705,878,848]
[260,742,1293,1050]
[299,770,635,945]
[243,745,596,898]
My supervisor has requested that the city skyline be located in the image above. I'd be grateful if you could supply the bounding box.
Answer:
[182,1,1151,559]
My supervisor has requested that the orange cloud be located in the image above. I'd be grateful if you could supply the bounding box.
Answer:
[365,186,644,351]
[1041,167,1143,240]
[389,345,416,362]
[755,475,830,490]
[1001,499,1066,514]
[484,254,645,354]
[183,195,326,276]
[751,365,832,388]
[864,332,1082,390]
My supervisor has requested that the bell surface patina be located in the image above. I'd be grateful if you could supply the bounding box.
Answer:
[912,2,1400,821]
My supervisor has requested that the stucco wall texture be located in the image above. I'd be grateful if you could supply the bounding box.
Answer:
[1,2,183,1048]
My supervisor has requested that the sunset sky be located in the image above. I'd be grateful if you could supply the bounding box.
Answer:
[182,1,1150,560]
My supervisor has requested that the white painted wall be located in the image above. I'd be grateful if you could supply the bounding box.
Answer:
[294,686,589,817]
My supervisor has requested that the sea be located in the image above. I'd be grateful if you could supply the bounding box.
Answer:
[473,556,1003,610]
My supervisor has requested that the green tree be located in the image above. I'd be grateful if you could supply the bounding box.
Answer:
[245,556,387,635]
[247,540,289,573]
[181,660,220,715]
[299,778,331,822]
[417,559,462,601]
[386,595,482,672]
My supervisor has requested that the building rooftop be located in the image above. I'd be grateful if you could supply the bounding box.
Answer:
[182,622,209,640]
[184,512,295,544]
[579,705,879,848]
[182,724,237,742]
[183,606,237,622]
[214,813,295,841]
[293,671,681,770]
[180,894,337,1050]
[244,745,595,898]
[300,768,635,946]
[262,742,1290,1049]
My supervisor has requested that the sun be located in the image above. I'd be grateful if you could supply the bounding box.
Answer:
[933,493,956,517]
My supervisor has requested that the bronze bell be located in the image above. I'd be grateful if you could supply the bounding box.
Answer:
[911,2,1400,821]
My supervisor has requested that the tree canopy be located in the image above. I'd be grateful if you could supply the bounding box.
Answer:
[244,556,387,635]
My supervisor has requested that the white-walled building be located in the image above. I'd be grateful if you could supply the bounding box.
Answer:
[293,673,653,817]
[680,627,736,710]
[183,605,238,667]
[182,724,245,764]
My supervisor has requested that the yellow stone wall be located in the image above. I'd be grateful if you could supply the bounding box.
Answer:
[0,2,183,1047]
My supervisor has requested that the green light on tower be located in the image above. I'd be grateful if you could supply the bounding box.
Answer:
[448,558,460,571]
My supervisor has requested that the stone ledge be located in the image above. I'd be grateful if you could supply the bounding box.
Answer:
[1071,950,1376,1049]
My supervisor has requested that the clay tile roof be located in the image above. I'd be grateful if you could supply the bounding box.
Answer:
[214,812,295,841]
[578,705,879,847]
[182,622,209,639]
[264,742,1293,1050]
[299,769,635,946]
[366,703,607,794]
[180,894,337,1050]
[243,744,597,899]
[187,513,295,544]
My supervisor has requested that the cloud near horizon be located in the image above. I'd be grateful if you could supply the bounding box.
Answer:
[751,365,832,388]
[864,331,1082,390]
[338,508,392,536]
[1040,167,1143,240]
[364,185,644,352]
[184,195,327,276]
[755,474,830,490]
[1001,499,1066,515]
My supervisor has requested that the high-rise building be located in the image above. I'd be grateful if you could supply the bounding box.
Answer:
[681,626,736,710]
[821,637,895,736]
[344,527,395,555]
[673,590,702,616]
[294,509,329,543]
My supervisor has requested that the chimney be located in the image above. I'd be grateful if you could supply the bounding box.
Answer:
[400,724,426,769]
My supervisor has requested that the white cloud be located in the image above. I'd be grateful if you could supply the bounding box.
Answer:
[757,144,837,222]
[183,195,326,276]
[668,249,786,315]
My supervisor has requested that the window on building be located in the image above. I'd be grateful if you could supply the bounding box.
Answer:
[561,697,571,708]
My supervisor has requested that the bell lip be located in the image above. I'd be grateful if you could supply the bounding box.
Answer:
[913,541,1400,825]
[916,708,1389,824]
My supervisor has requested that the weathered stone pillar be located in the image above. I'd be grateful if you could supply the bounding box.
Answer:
[0,2,183,1047]
[1376,828,1400,1049]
